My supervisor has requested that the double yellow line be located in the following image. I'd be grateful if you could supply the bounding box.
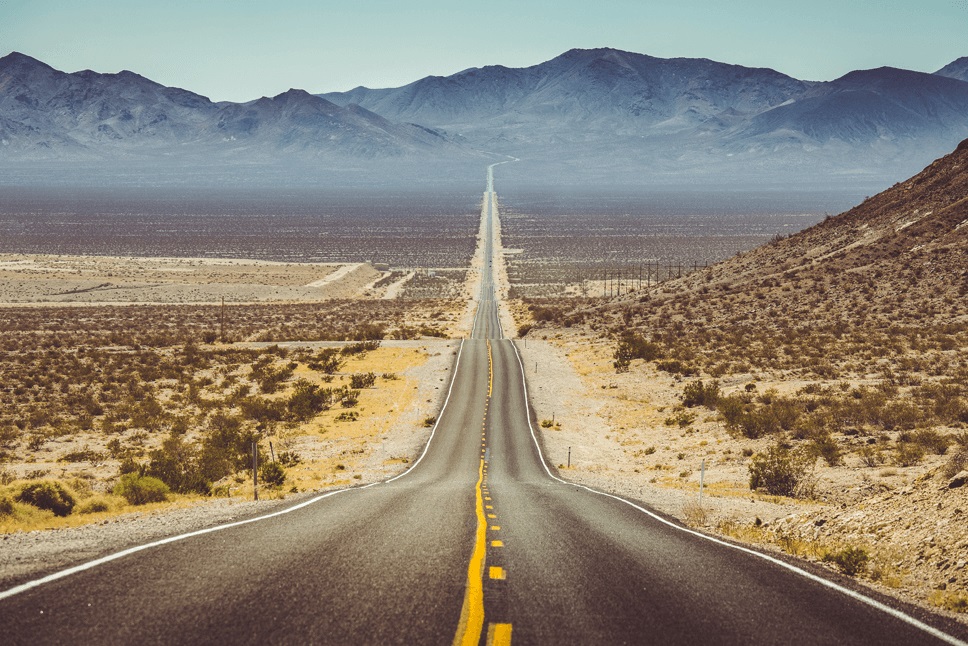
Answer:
[453,340,509,645]
[453,459,488,646]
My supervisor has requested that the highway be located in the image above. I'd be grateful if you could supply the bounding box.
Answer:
[1,166,966,645]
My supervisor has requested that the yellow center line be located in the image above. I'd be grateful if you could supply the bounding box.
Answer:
[486,623,513,646]
[452,460,487,646]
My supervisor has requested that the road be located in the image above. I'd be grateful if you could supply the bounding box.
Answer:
[1,165,966,645]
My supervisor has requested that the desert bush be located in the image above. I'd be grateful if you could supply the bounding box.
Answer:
[913,429,950,455]
[199,413,259,481]
[114,473,169,505]
[342,340,380,356]
[259,462,286,488]
[517,323,533,337]
[822,546,869,576]
[858,445,886,467]
[893,442,925,467]
[278,451,301,467]
[749,443,814,498]
[16,480,76,516]
[0,494,14,517]
[809,432,842,466]
[350,372,376,389]
[351,323,386,341]
[285,381,332,423]
[682,380,720,409]
[613,333,662,372]
[422,416,437,428]
[656,359,698,376]
[307,349,343,374]
[77,495,116,514]
[146,434,209,494]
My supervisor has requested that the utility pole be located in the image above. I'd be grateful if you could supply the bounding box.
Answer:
[220,296,225,343]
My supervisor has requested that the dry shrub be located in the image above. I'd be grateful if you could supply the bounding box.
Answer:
[749,442,815,498]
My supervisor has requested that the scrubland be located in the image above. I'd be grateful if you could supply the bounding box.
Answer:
[0,300,462,535]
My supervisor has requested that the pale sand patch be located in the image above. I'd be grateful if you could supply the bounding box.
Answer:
[382,271,415,300]
[0,254,382,304]
[304,263,364,288]
[516,334,807,524]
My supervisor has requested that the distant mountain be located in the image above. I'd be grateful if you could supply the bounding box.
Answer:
[736,67,968,143]
[321,48,811,142]
[4,48,968,187]
[321,48,968,184]
[0,52,457,161]
[936,57,968,82]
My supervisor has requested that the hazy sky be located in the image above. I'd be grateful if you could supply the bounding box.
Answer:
[2,0,966,102]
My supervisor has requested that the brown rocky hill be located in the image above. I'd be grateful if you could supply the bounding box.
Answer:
[563,138,968,383]
[675,137,968,329]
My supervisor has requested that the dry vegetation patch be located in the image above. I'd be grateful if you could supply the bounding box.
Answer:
[0,300,460,533]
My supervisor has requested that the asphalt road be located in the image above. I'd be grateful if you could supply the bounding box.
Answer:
[1,167,966,645]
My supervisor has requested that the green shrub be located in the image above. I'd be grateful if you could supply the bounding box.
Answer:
[893,442,925,467]
[613,333,662,372]
[259,462,286,488]
[682,380,720,408]
[656,359,698,377]
[113,473,170,505]
[16,480,76,516]
[146,434,210,494]
[823,546,869,576]
[809,432,842,466]
[749,443,814,498]
[341,340,380,356]
[349,372,377,389]
[913,429,950,455]
[77,495,115,514]
[285,381,331,422]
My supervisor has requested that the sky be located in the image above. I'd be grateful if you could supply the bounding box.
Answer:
[1,0,966,102]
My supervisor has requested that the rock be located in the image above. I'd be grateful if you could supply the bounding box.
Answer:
[947,471,968,489]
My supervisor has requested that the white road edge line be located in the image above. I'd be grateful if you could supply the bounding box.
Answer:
[509,340,967,646]
[0,339,468,602]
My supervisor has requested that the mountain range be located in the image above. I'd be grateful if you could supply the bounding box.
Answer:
[2,48,967,186]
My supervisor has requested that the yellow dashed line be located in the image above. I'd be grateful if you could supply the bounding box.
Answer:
[452,459,487,646]
[491,540,504,548]
[491,526,500,531]
[489,566,506,580]
[486,623,513,646]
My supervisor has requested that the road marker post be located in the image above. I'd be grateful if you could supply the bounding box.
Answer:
[252,439,259,501]
[699,459,705,507]
[567,447,571,469]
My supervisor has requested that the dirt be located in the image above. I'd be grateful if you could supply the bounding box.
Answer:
[0,254,385,304]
